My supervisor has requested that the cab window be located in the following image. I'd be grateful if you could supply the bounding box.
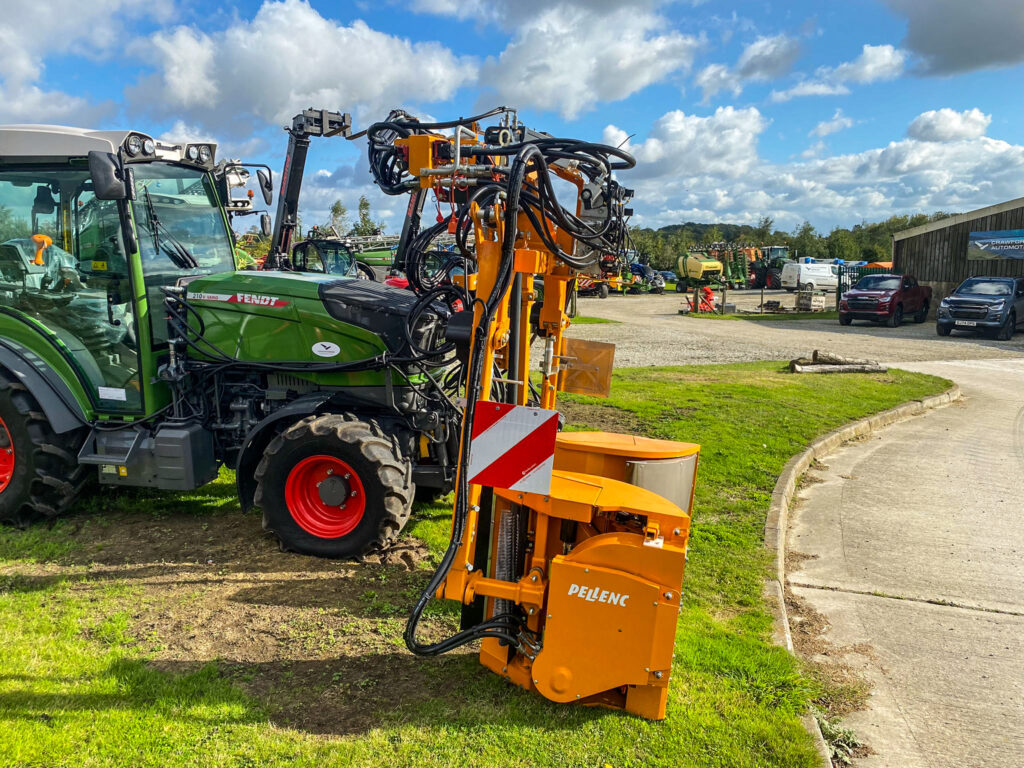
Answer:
[0,167,142,412]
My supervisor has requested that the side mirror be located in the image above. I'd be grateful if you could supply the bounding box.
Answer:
[260,212,272,238]
[257,169,273,206]
[88,151,128,200]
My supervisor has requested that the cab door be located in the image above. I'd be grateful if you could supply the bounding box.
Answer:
[0,167,143,413]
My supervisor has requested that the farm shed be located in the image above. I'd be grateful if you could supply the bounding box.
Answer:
[893,196,1024,304]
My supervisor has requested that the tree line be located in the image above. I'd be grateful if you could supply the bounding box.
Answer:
[631,212,955,271]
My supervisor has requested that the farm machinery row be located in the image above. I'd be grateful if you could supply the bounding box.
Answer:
[0,107,697,719]
[675,243,791,292]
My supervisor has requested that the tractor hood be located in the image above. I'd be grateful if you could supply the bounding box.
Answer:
[183,271,441,354]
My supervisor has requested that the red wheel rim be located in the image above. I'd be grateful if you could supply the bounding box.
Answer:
[284,455,366,539]
[0,415,13,494]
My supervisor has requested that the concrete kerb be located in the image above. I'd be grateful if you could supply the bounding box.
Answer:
[763,383,962,767]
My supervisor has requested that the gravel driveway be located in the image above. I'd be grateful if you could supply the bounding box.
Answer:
[566,292,1024,367]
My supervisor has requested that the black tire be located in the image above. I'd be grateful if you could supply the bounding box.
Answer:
[255,414,413,558]
[598,282,609,299]
[996,311,1015,341]
[914,302,929,323]
[886,304,903,328]
[652,286,665,295]
[804,282,815,292]
[936,323,952,337]
[355,261,377,281]
[674,280,687,293]
[839,314,853,326]
[767,270,781,289]
[0,368,89,525]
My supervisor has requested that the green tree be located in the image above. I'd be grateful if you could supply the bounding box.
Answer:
[753,216,774,244]
[826,227,859,261]
[349,195,383,236]
[702,226,723,245]
[791,221,825,260]
[326,199,348,234]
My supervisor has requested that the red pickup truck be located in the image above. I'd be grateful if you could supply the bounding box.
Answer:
[839,274,932,327]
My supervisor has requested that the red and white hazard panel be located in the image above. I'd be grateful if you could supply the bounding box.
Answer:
[467,401,558,495]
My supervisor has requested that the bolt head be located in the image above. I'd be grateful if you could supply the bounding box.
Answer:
[344,473,351,479]
[655,671,663,679]
[465,563,474,571]
[664,592,674,600]
[673,528,681,535]
[547,614,552,619]
[326,468,333,475]
[316,481,322,488]
[644,667,650,673]
[533,679,539,685]
[528,607,535,615]
[530,574,537,582]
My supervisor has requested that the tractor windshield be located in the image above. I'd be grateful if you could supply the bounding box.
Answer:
[131,163,236,345]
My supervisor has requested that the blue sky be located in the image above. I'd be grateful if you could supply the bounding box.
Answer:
[4,0,1024,233]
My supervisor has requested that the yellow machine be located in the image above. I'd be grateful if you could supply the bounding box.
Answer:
[367,109,699,720]
[678,250,724,283]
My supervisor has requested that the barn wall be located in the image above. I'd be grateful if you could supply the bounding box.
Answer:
[893,203,1024,302]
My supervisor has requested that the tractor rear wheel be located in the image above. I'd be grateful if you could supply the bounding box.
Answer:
[255,414,413,558]
[0,369,89,525]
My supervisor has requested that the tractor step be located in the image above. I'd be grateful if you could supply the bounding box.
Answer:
[77,425,146,466]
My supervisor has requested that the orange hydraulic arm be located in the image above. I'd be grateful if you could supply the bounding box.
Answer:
[370,109,699,720]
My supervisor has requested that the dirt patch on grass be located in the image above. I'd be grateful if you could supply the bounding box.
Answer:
[3,506,471,736]
[559,400,646,434]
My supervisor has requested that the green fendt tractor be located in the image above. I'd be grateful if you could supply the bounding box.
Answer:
[0,125,457,557]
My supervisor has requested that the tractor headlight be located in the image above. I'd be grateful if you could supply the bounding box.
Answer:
[198,145,212,163]
[143,138,156,155]
[126,135,143,156]
[186,145,199,161]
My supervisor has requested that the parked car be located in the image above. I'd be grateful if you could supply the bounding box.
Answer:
[839,274,931,327]
[936,276,1024,340]
[659,270,677,283]
[780,262,839,292]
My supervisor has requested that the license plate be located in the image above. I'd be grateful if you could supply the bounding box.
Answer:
[954,320,977,327]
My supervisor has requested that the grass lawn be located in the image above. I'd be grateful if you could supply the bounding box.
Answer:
[0,363,950,768]
[686,311,840,322]
[571,315,620,324]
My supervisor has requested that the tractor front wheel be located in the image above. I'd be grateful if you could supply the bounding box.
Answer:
[0,369,89,525]
[255,414,413,558]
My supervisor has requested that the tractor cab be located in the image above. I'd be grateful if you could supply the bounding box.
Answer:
[0,125,242,415]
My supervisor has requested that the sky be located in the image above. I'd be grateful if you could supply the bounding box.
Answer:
[3,0,1024,234]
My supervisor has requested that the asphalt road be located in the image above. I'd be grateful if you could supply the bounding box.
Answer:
[569,292,1024,367]
[788,358,1024,767]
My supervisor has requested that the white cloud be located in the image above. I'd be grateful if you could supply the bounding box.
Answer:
[883,0,1024,74]
[614,106,1024,231]
[736,35,802,79]
[696,34,800,103]
[770,81,850,103]
[830,44,906,83]
[605,106,767,180]
[811,109,854,138]
[129,0,477,133]
[769,43,905,103]
[907,108,991,142]
[479,5,702,119]
[0,0,171,126]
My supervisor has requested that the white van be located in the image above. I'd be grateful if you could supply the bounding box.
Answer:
[780,262,839,292]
